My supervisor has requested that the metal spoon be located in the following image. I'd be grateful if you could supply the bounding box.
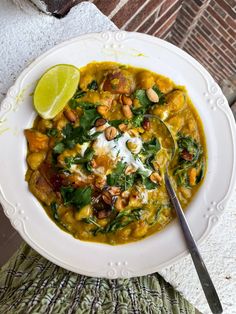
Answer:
[145,114,223,314]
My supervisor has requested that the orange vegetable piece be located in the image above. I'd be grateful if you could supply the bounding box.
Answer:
[24,129,49,152]
[188,168,197,186]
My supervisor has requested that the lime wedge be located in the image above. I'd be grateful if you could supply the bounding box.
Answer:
[33,64,80,119]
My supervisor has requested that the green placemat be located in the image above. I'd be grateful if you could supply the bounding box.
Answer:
[0,243,194,313]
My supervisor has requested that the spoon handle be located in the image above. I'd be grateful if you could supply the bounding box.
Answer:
[164,173,223,314]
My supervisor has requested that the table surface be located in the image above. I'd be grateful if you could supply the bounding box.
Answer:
[0,1,236,313]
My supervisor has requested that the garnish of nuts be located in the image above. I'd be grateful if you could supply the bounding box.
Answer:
[146,88,159,103]
[105,126,118,141]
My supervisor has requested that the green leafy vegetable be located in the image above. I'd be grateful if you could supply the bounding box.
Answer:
[64,147,94,168]
[173,134,204,187]
[70,100,97,110]
[131,114,144,127]
[46,128,58,137]
[143,138,161,156]
[87,80,98,90]
[73,88,86,99]
[109,119,128,127]
[80,108,101,129]
[107,162,135,190]
[50,202,59,221]
[61,186,92,210]
[53,142,65,154]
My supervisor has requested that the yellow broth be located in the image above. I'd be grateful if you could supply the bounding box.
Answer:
[25,62,206,244]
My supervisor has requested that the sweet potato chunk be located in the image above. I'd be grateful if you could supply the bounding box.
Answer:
[24,130,49,152]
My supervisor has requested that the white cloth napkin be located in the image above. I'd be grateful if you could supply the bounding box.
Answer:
[1,1,236,313]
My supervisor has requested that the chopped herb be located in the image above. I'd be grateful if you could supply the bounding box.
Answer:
[131,114,144,127]
[46,128,58,137]
[53,142,65,154]
[64,147,94,168]
[73,88,86,99]
[50,202,59,221]
[87,80,98,90]
[109,119,128,127]
[70,100,97,110]
[80,108,101,129]
[61,186,92,210]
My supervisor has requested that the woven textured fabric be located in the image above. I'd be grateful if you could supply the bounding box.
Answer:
[0,243,194,314]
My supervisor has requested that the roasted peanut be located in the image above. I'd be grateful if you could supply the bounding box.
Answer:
[94,176,106,189]
[105,126,117,141]
[146,88,159,103]
[64,108,76,122]
[122,95,132,106]
[125,165,137,175]
[142,118,150,131]
[115,196,128,211]
[96,124,107,132]
[118,123,128,132]
[152,161,160,171]
[122,105,133,119]
[121,190,130,198]
[150,172,162,184]
[108,186,121,196]
[102,190,113,205]
[95,118,107,127]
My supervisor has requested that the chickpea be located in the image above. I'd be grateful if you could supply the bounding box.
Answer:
[132,221,148,238]
[115,196,128,211]
[27,152,46,170]
[97,105,109,116]
[122,104,133,119]
[118,123,128,132]
[37,119,53,132]
[150,172,162,184]
[74,205,92,221]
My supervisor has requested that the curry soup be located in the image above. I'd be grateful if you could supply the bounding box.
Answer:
[25,62,206,245]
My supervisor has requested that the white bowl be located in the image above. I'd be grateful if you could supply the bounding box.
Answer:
[0,31,235,278]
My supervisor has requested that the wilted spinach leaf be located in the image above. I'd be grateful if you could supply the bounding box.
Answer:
[61,186,92,210]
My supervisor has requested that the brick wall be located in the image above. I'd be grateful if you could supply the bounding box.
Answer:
[93,0,235,85]
[31,0,236,87]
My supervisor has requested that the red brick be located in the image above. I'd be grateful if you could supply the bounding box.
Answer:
[207,6,229,29]
[136,11,156,32]
[183,3,197,18]
[225,16,236,29]
[214,0,236,19]
[218,26,230,39]
[147,0,181,35]
[212,0,227,19]
[93,0,121,16]
[159,0,180,16]
[154,9,179,37]
[212,44,235,70]
[125,0,164,31]
[112,0,146,28]
[228,28,236,38]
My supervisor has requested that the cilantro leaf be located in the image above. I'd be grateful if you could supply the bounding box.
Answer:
[53,142,65,154]
[87,80,98,90]
[143,138,161,156]
[80,108,101,129]
[46,128,58,137]
[64,147,94,168]
[61,186,92,210]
